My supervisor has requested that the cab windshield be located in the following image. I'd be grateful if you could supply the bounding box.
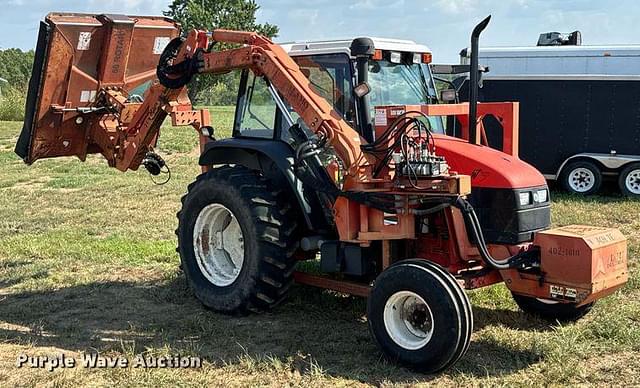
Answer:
[368,59,444,133]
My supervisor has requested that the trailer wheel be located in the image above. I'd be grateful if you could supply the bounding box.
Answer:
[561,160,602,195]
[618,163,640,197]
[176,165,298,314]
[512,293,594,322]
[367,259,472,373]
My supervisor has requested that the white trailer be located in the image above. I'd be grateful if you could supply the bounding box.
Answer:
[459,43,640,196]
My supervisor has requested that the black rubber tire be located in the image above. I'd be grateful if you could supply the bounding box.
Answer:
[560,160,602,195]
[402,259,473,366]
[618,162,640,197]
[176,165,298,314]
[367,259,472,373]
[512,293,594,322]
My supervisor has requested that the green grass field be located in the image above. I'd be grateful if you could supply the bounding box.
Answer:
[0,109,638,387]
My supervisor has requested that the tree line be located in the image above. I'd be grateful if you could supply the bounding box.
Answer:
[0,49,34,120]
[0,48,34,90]
[165,0,278,105]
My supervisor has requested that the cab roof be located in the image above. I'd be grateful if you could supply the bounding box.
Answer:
[279,37,431,57]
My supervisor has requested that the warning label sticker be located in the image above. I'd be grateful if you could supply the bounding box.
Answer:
[374,109,387,127]
[550,284,578,301]
[80,90,97,103]
[77,32,92,51]
[153,37,171,55]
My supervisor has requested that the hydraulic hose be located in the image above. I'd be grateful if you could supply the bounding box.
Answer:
[157,37,199,89]
[410,202,452,216]
[454,197,534,270]
[292,133,398,214]
[291,142,532,269]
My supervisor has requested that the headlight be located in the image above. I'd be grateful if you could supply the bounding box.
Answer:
[533,189,548,203]
[518,192,531,206]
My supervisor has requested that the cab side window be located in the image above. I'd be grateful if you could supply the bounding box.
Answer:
[278,54,355,143]
[236,73,276,139]
[294,54,355,123]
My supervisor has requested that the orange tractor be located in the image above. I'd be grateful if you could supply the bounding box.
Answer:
[15,13,628,372]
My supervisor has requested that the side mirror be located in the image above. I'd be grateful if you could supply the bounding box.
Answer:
[441,89,457,103]
[354,82,371,98]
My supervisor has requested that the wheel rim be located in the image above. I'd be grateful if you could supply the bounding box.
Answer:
[568,167,595,193]
[625,169,640,195]
[383,291,434,350]
[193,203,244,287]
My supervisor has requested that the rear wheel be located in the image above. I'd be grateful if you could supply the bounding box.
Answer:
[618,163,640,197]
[512,293,594,322]
[367,259,472,373]
[177,165,298,313]
[561,160,602,195]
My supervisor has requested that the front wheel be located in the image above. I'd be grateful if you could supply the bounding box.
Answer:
[512,293,594,322]
[618,162,640,197]
[367,259,473,373]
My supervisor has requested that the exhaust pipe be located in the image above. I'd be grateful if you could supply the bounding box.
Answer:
[468,15,491,145]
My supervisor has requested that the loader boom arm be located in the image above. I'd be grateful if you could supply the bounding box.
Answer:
[118,29,374,180]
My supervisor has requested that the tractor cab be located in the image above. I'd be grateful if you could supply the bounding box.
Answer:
[233,37,443,142]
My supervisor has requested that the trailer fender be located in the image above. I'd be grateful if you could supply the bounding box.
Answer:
[199,138,326,231]
[552,153,640,180]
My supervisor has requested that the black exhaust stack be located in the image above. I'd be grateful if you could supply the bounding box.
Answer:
[468,15,491,145]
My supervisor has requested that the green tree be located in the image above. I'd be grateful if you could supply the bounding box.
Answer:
[164,0,278,104]
[0,48,35,90]
[0,49,34,120]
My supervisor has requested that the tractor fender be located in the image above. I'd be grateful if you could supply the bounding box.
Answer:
[199,138,325,231]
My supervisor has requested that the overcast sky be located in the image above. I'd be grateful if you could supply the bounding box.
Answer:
[0,0,638,62]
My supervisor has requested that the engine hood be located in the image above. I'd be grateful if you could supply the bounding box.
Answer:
[433,134,546,189]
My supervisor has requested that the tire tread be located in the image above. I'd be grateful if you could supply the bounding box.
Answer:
[176,165,299,313]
